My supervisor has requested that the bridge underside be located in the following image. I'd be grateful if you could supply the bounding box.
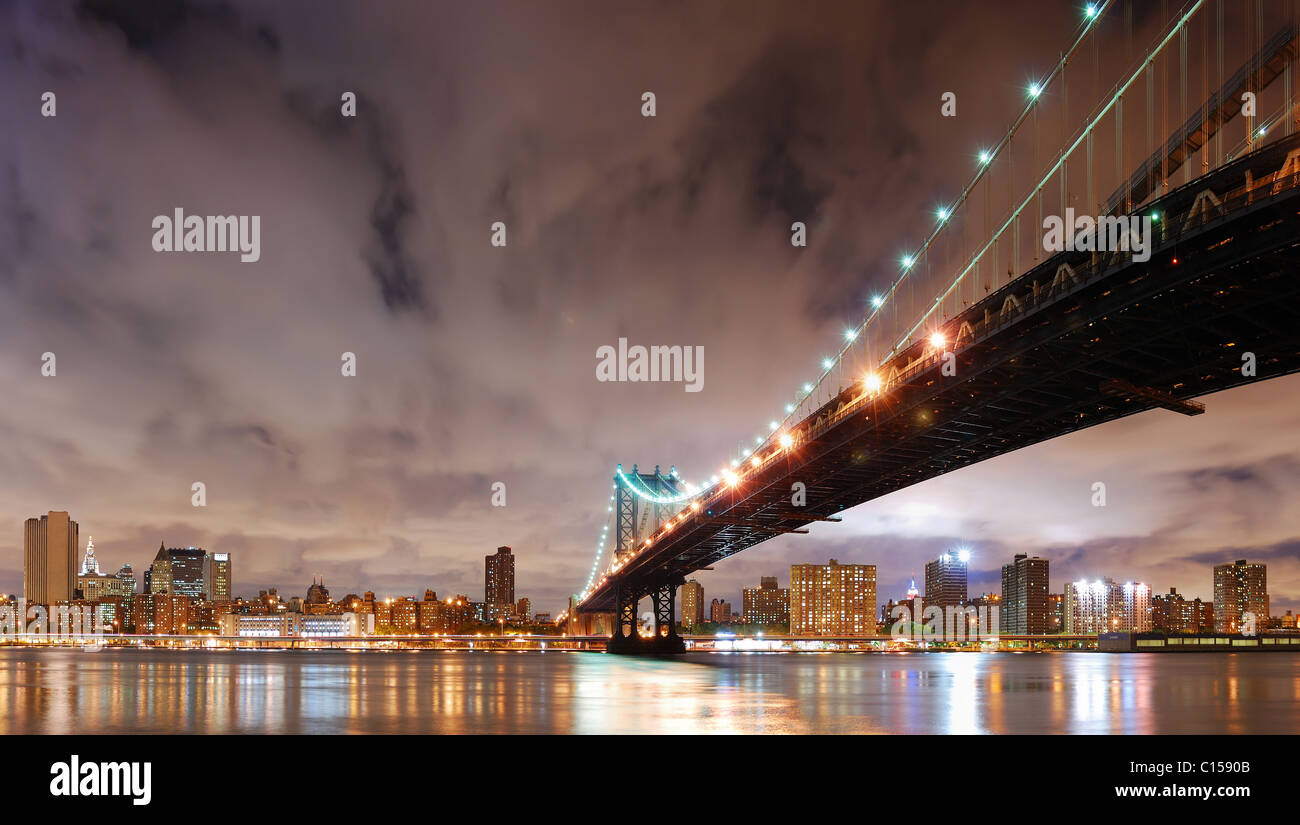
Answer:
[581,134,1300,650]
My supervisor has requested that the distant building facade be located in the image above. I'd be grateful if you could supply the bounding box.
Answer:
[204,553,231,601]
[741,576,789,626]
[1152,587,1214,634]
[925,553,968,608]
[790,560,877,635]
[710,599,732,624]
[24,511,79,604]
[485,546,516,615]
[1213,559,1268,633]
[1000,554,1049,634]
[1064,579,1151,633]
[680,579,704,629]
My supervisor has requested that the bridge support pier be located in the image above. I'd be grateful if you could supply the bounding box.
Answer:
[605,580,685,655]
[606,582,642,654]
[648,580,686,654]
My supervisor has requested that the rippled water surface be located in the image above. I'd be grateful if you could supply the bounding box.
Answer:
[1,648,1297,734]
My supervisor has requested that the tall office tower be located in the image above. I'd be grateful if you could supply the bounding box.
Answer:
[741,576,790,626]
[204,552,231,601]
[1000,554,1050,634]
[148,543,172,595]
[924,551,969,607]
[680,579,704,629]
[485,546,515,609]
[1213,559,1268,633]
[167,548,206,598]
[1065,578,1152,633]
[24,511,79,604]
[148,545,207,597]
[790,559,877,635]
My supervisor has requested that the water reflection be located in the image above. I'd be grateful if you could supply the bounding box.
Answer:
[0,649,1295,734]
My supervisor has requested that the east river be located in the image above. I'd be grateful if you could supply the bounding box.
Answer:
[1,648,1296,734]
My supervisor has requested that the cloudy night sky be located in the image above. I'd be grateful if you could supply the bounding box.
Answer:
[1,0,1297,616]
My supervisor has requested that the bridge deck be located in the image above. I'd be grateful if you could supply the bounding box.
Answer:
[578,133,1300,612]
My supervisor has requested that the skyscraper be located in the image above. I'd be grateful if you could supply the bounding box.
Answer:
[24,511,79,604]
[148,543,172,595]
[485,546,515,610]
[680,579,704,629]
[168,548,206,598]
[204,552,231,601]
[1213,559,1268,633]
[147,544,206,597]
[790,559,877,635]
[1000,553,1049,634]
[925,551,969,607]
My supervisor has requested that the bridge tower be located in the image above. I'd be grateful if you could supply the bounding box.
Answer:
[613,465,680,563]
[607,465,687,654]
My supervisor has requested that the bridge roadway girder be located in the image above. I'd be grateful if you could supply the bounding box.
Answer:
[579,133,1300,620]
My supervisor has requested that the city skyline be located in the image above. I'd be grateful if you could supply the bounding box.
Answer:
[1,0,1297,618]
[5,508,1288,620]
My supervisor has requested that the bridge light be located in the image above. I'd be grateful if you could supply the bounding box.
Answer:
[769,421,779,431]
[864,372,883,393]
[785,403,794,413]
[957,548,971,563]
[754,436,763,445]
[802,383,813,393]
[750,456,761,468]
[779,432,794,450]
[871,295,884,308]
[1028,82,1042,99]
[722,469,739,487]
[1084,3,1098,19]
[743,448,752,457]
[929,331,945,348]
[978,149,992,165]
[901,255,914,269]
[844,328,858,341]
[936,207,950,221]
[822,358,835,370]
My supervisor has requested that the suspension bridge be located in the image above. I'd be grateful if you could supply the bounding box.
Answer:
[563,0,1300,653]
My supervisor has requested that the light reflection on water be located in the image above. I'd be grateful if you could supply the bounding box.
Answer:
[0,649,1296,734]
